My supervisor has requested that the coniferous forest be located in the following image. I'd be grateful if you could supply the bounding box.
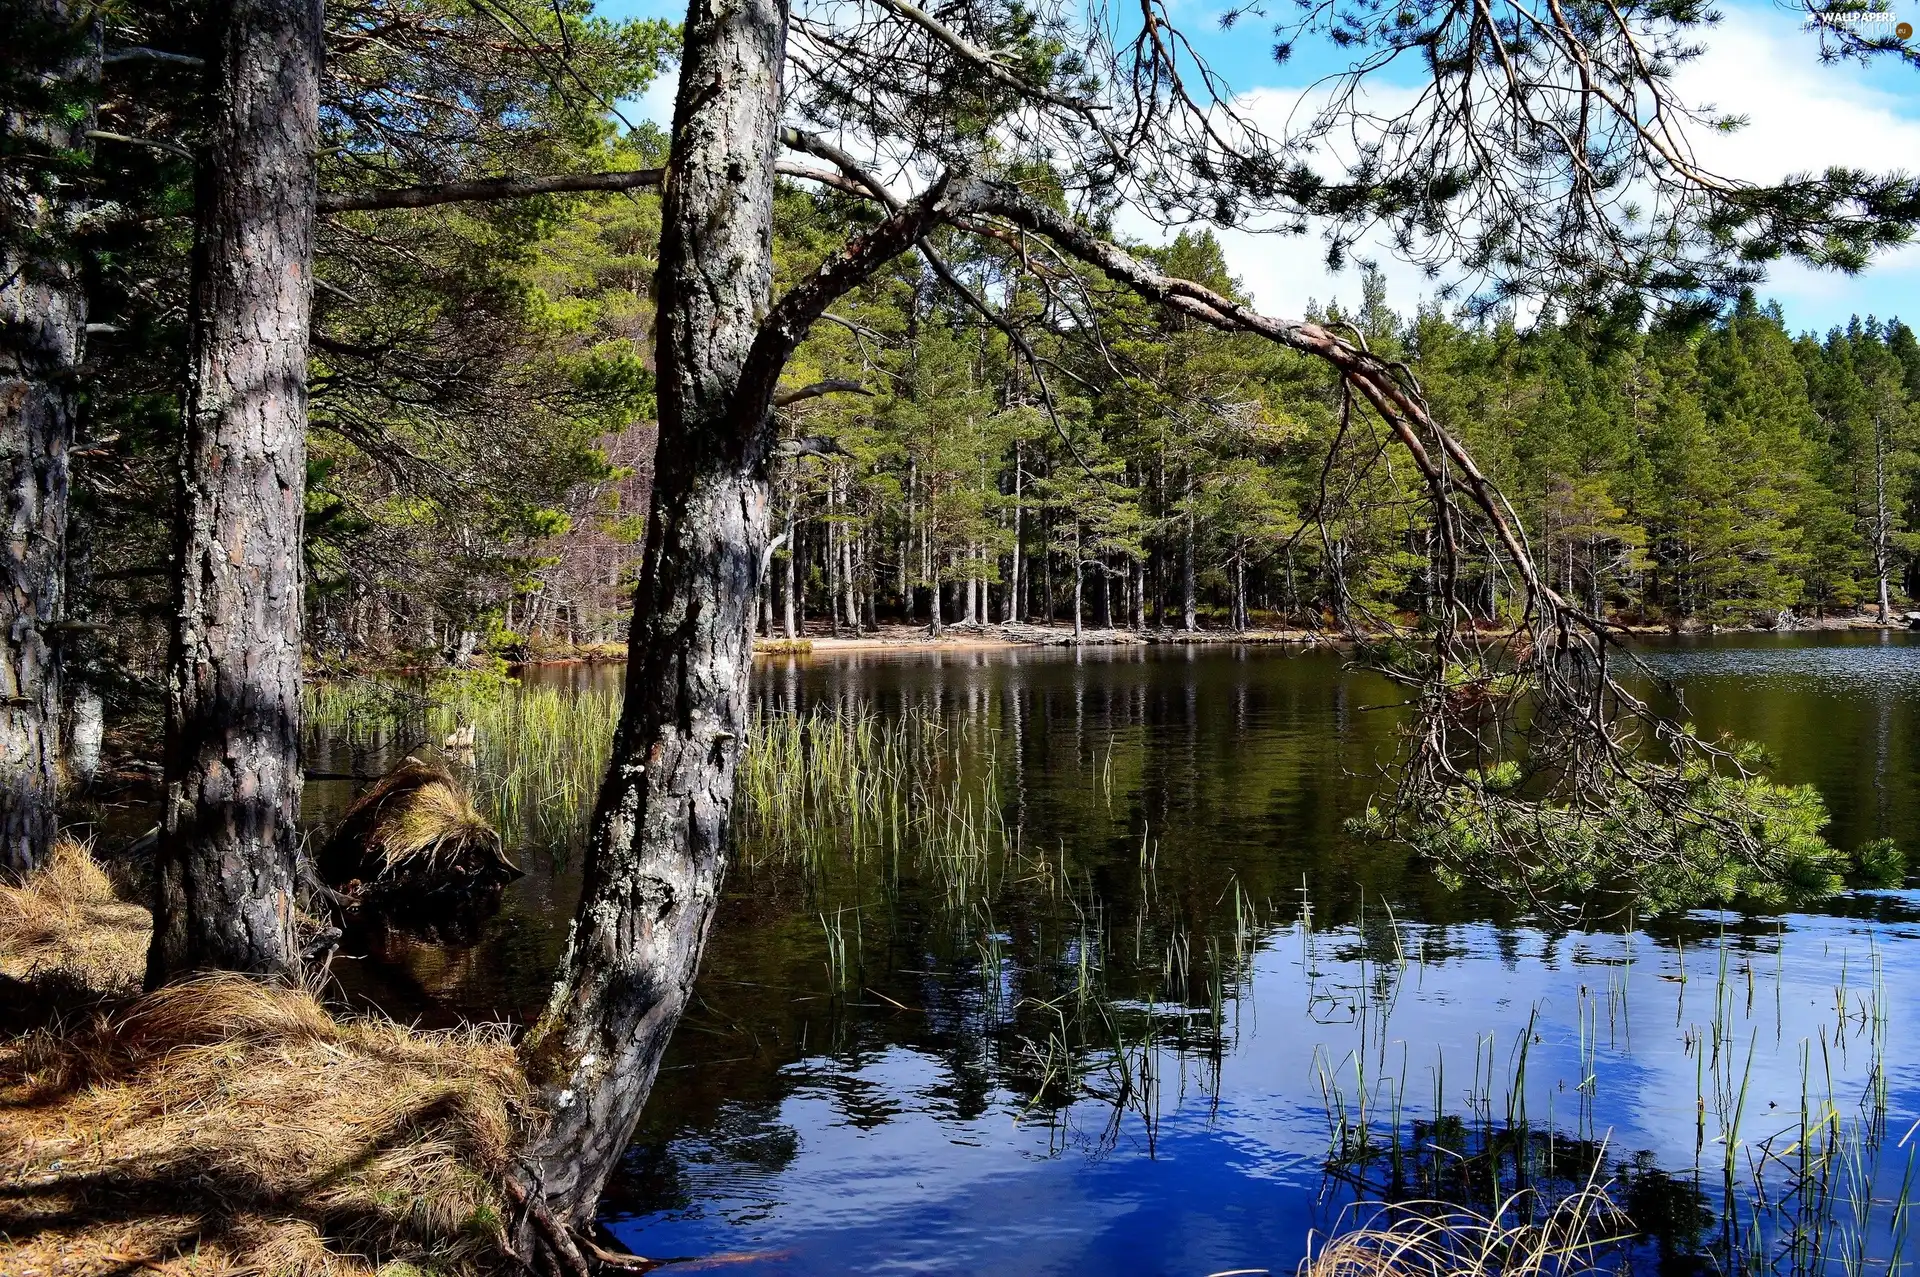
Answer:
[50,6,1920,684]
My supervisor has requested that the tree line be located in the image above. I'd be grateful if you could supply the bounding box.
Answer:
[4,0,1917,1264]
[310,203,1920,659]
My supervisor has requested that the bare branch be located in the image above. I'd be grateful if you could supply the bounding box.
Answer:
[775,378,871,407]
[320,162,868,212]
[102,46,205,67]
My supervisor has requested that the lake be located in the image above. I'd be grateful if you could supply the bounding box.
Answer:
[311,630,1920,1276]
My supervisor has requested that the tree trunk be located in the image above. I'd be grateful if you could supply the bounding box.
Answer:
[1006,441,1022,623]
[0,0,93,876]
[840,484,858,632]
[514,0,790,1225]
[1875,413,1892,623]
[148,0,321,982]
[961,547,977,625]
[1072,526,1083,640]
[825,471,840,637]
[782,494,797,638]
[901,457,914,609]
[1233,542,1247,630]
[1182,485,1198,632]
[62,499,101,788]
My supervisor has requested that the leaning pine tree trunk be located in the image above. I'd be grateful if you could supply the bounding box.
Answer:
[148,0,322,983]
[514,0,789,1228]
[0,0,94,877]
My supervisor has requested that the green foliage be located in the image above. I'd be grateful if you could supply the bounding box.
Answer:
[1354,748,1848,916]
[1850,837,1907,888]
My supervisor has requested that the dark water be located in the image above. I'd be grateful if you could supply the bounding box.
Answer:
[315,631,1920,1275]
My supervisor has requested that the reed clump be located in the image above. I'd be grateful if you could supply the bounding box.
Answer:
[1302,1186,1623,1277]
[317,758,518,899]
[0,837,150,1003]
[0,973,531,1276]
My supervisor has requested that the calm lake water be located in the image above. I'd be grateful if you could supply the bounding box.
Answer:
[312,631,1920,1276]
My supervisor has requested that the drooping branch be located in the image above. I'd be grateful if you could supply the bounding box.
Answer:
[940,180,1831,917]
[859,0,1106,111]
[973,183,1558,624]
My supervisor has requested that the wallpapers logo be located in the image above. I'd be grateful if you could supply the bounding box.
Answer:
[1801,6,1913,38]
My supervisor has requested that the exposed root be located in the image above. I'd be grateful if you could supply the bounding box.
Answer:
[0,973,532,1275]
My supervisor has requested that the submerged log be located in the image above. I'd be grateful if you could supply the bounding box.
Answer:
[316,759,518,906]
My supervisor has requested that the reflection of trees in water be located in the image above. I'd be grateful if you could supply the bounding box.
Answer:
[300,650,1920,1260]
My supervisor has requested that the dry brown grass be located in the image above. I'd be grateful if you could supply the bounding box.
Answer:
[1298,1184,1625,1277]
[0,972,532,1276]
[318,760,515,895]
[0,838,150,1002]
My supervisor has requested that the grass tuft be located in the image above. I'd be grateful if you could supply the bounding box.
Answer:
[1302,1185,1623,1277]
[317,758,518,895]
[0,837,150,1004]
[0,973,530,1276]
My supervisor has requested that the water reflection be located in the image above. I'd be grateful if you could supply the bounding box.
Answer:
[304,634,1920,1273]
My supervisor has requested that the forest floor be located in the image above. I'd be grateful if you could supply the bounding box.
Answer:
[0,844,530,1277]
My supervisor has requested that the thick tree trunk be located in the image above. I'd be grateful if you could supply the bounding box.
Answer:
[514,0,790,1226]
[0,0,93,876]
[148,0,321,983]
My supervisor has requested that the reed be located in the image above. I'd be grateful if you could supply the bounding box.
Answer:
[1303,1180,1625,1277]
[1308,921,1910,1277]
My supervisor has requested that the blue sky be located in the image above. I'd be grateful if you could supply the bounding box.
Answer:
[594,0,1920,335]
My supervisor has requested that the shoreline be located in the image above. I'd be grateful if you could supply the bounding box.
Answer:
[332,612,1915,674]
[530,613,1913,664]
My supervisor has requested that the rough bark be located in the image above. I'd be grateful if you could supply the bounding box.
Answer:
[511,0,792,1225]
[512,96,964,1230]
[149,0,321,983]
[0,0,93,876]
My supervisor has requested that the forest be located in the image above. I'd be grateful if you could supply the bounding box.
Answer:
[35,4,1920,686]
[5,0,1920,1271]
[89,162,1920,668]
